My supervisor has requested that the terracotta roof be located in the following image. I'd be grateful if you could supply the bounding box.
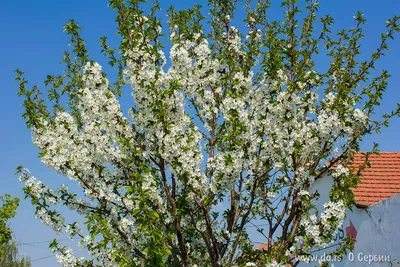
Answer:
[254,243,292,266]
[348,152,400,206]
[255,243,270,251]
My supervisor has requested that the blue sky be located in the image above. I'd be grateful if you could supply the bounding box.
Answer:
[1,0,400,266]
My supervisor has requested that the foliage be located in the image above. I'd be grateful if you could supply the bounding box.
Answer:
[0,195,31,266]
[15,0,399,266]
[0,241,31,267]
[0,194,19,254]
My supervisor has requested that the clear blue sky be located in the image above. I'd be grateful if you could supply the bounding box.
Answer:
[1,1,399,266]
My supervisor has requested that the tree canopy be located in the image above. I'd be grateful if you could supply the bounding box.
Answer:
[0,241,31,267]
[0,194,19,253]
[0,194,31,266]
[15,0,399,266]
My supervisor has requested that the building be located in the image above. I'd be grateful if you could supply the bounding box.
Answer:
[302,152,400,266]
[255,152,400,266]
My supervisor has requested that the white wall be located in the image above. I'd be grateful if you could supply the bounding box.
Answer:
[297,175,400,266]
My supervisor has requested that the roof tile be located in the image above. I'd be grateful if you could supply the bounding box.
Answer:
[348,152,400,206]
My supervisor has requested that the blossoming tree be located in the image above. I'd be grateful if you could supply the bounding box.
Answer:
[15,0,399,266]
